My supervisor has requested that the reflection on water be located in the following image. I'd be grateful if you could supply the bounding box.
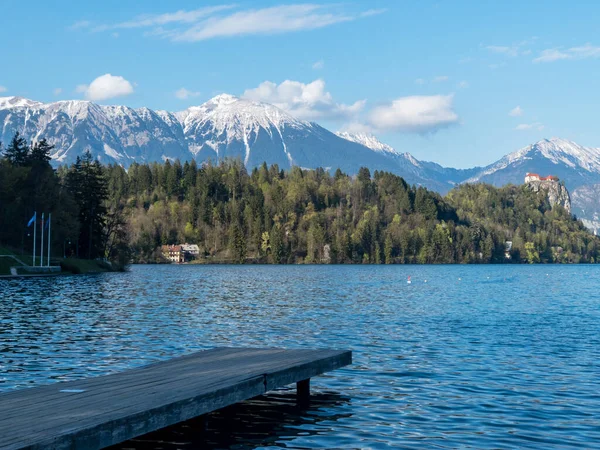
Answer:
[110,390,352,450]
[2,265,600,449]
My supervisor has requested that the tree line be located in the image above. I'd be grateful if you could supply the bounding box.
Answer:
[1,132,598,264]
[0,133,127,264]
[108,157,598,264]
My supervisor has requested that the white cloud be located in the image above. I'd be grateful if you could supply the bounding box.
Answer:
[312,60,325,70]
[368,95,459,133]
[516,122,544,131]
[68,20,91,30]
[457,80,469,89]
[509,106,523,117]
[77,74,134,101]
[92,6,235,32]
[433,75,449,83]
[243,79,365,121]
[486,45,520,57]
[87,5,383,42]
[0,86,7,93]
[534,43,600,63]
[415,78,425,85]
[485,39,536,58]
[174,5,355,41]
[53,88,63,96]
[360,9,387,18]
[175,88,201,100]
[338,122,373,134]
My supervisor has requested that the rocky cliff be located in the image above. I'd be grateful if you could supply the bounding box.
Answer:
[525,179,571,214]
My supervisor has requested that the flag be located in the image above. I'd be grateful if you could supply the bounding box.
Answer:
[27,212,36,227]
[44,218,50,230]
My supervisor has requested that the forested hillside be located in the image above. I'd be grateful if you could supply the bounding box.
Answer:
[106,158,598,264]
[1,131,598,265]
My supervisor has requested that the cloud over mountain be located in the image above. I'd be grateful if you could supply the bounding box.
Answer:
[77,74,134,101]
[367,95,459,133]
[243,79,365,121]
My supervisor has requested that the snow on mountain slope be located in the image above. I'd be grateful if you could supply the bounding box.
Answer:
[336,132,402,156]
[5,94,600,225]
[0,94,427,180]
[466,138,600,187]
[0,96,189,165]
[463,138,600,226]
[336,132,482,192]
[177,94,309,168]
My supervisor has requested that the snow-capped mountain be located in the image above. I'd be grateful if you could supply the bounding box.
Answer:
[0,97,189,164]
[3,95,600,224]
[335,132,481,191]
[0,95,454,188]
[465,138,600,225]
[336,132,401,156]
[466,138,600,188]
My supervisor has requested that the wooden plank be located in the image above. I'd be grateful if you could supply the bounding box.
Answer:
[0,347,351,450]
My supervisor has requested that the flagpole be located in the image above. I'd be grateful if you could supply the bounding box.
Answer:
[47,213,51,266]
[32,212,36,267]
[40,213,44,267]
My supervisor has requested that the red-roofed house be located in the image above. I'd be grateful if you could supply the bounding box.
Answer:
[525,173,558,183]
[161,245,185,263]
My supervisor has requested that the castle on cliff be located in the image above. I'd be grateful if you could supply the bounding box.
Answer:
[524,172,570,214]
[525,173,559,183]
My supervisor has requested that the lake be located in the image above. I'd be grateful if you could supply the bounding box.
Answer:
[1,265,600,449]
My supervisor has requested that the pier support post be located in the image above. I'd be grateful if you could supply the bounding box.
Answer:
[297,378,310,406]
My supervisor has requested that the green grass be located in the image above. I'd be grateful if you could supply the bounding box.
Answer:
[1,244,127,275]
[59,258,112,274]
[0,257,17,275]
[0,246,36,266]
[0,249,30,275]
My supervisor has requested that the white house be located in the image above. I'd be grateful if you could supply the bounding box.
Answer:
[180,244,200,256]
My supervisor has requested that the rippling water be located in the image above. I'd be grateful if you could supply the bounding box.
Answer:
[2,265,600,449]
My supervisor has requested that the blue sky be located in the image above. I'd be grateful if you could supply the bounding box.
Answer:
[1,0,599,168]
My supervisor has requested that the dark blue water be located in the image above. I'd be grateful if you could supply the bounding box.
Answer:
[1,265,600,449]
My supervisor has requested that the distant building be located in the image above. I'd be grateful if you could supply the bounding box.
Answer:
[180,244,200,256]
[525,173,559,183]
[161,244,200,262]
[504,241,513,259]
[161,245,185,263]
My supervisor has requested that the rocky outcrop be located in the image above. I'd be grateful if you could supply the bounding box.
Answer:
[525,180,571,214]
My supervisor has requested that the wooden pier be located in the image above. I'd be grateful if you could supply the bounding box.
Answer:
[0,347,351,450]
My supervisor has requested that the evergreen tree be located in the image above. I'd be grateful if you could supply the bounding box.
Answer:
[29,139,53,165]
[4,132,30,166]
[66,152,108,259]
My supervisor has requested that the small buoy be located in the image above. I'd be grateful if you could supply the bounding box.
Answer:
[424,280,427,283]
[407,276,412,284]
[458,277,462,281]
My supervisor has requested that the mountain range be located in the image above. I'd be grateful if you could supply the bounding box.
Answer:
[2,94,600,229]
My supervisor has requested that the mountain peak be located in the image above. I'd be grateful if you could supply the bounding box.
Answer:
[535,137,577,147]
[0,96,43,109]
[336,131,403,156]
[206,93,239,106]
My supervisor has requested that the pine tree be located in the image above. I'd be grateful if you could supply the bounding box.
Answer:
[29,139,53,165]
[66,152,108,259]
[4,132,30,166]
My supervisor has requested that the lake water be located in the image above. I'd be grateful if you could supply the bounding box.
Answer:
[2,265,600,449]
